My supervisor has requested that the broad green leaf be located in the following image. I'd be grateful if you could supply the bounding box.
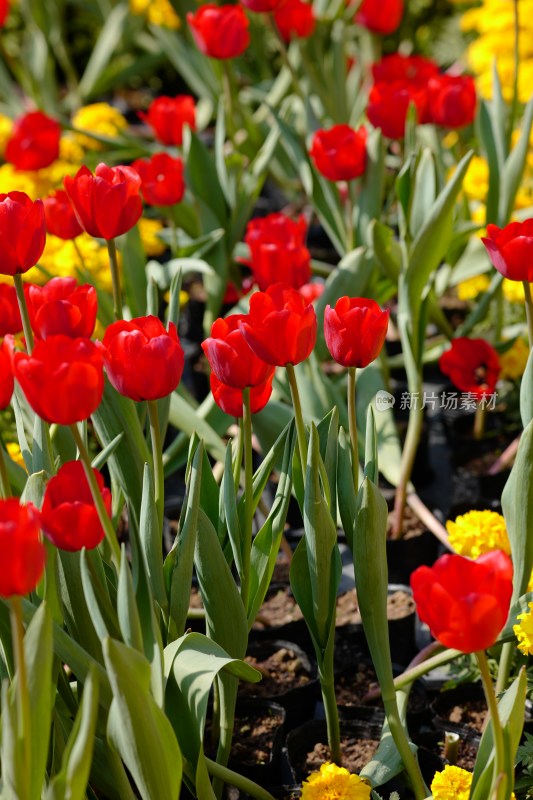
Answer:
[184,129,228,227]
[80,549,121,642]
[117,544,144,652]
[120,226,148,319]
[20,470,47,507]
[520,339,533,428]
[478,99,502,224]
[222,442,243,575]
[356,128,386,246]
[78,4,129,99]
[59,551,103,663]
[167,391,227,466]
[139,463,168,612]
[502,421,533,598]
[409,149,437,240]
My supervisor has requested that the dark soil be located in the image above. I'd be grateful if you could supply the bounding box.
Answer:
[240,647,313,698]
[300,735,380,775]
[444,699,487,731]
[387,504,426,540]
[252,588,303,629]
[231,710,284,766]
[335,589,415,627]
[335,661,379,706]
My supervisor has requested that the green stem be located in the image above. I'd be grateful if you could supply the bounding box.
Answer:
[10,596,31,800]
[523,281,533,349]
[0,438,11,499]
[382,691,428,800]
[205,758,276,800]
[212,685,236,800]
[106,238,123,321]
[476,649,508,799]
[233,420,243,493]
[345,185,354,253]
[70,424,121,569]
[348,366,359,493]
[473,403,487,440]
[13,273,34,354]
[222,59,238,146]
[168,215,179,259]
[72,238,87,273]
[241,388,254,610]
[391,393,424,539]
[321,673,342,765]
[285,363,307,470]
[147,400,164,532]
[495,641,514,695]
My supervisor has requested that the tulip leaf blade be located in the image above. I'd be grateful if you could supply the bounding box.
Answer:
[139,463,168,613]
[502,419,533,598]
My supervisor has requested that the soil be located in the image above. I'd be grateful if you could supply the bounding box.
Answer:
[230,710,284,766]
[335,589,415,627]
[453,738,479,771]
[239,646,313,698]
[445,699,487,731]
[386,504,426,541]
[300,735,380,775]
[335,661,379,706]
[252,588,303,629]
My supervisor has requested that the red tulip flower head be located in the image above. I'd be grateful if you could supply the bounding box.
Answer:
[367,81,428,139]
[482,220,533,283]
[202,314,275,389]
[0,0,9,27]
[324,297,390,368]
[372,53,439,86]
[15,336,104,424]
[428,74,477,129]
[63,163,143,240]
[187,5,250,59]
[411,550,513,653]
[5,111,61,171]
[239,283,317,366]
[25,277,97,340]
[439,337,500,400]
[0,339,14,409]
[0,283,22,336]
[131,153,185,207]
[43,189,83,240]
[0,499,45,597]
[244,213,311,291]
[210,373,273,417]
[273,0,315,40]
[102,316,184,402]
[310,125,368,182]
[0,191,46,276]
[139,95,196,147]
[355,0,404,35]
[41,461,111,552]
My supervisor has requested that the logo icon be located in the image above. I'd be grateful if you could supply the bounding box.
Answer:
[375,390,395,411]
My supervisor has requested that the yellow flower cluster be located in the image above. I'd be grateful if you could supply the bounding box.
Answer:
[446,510,510,559]
[499,337,529,380]
[129,0,180,29]
[514,600,533,656]
[71,103,128,151]
[431,765,516,799]
[300,762,371,800]
[138,217,167,257]
[456,274,490,302]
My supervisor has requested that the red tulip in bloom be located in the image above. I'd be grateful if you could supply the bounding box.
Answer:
[482,219,533,282]
[411,550,513,653]
[131,153,185,207]
[202,314,275,389]
[211,373,273,417]
[355,0,404,35]
[0,339,14,409]
[14,336,104,424]
[244,213,311,291]
[41,461,111,552]
[25,277,97,340]
[0,284,22,336]
[273,0,315,41]
[239,283,317,366]
[309,125,368,182]
[372,53,438,86]
[187,5,250,59]
[43,189,83,240]
[0,191,46,276]
[439,337,500,400]
[0,0,9,27]
[428,74,477,129]
[0,499,45,598]
[64,163,143,240]
[324,297,390,368]
[102,316,184,402]
[367,81,428,139]
[5,111,61,171]
[139,95,196,147]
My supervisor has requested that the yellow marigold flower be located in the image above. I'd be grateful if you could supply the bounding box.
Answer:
[446,510,510,559]
[138,217,166,257]
[456,274,490,302]
[0,113,13,156]
[514,601,533,656]
[130,0,180,28]
[502,278,533,304]
[462,156,489,203]
[431,765,472,800]
[300,762,371,800]
[0,160,78,199]
[72,103,128,151]
[6,442,26,472]
[58,134,85,164]
[500,338,529,380]
[32,233,115,294]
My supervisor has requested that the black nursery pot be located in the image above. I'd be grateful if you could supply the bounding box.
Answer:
[385,531,440,585]
[227,698,287,787]
[430,682,487,736]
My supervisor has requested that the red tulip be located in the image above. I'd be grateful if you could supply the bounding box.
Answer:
[0,283,22,336]
[324,297,389,368]
[0,499,45,597]
[428,74,477,129]
[309,125,368,182]
[0,339,14,409]
[0,191,46,276]
[367,80,428,139]
[41,461,111,552]
[102,316,184,402]
[439,337,500,400]
[299,282,324,305]
[0,0,9,27]
[241,0,286,11]
[372,53,438,86]
[210,372,273,417]
[411,550,513,653]
[63,163,143,240]
[202,314,275,389]
[273,0,315,40]
[244,213,311,291]
[239,283,317,366]
[131,153,185,207]
[355,0,403,34]
[25,277,97,340]
[139,95,196,147]
[5,111,61,171]
[187,5,250,59]
[482,220,533,282]
[14,336,104,424]
[43,189,83,240]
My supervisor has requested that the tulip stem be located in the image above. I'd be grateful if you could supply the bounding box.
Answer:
[13,273,34,354]
[345,181,356,252]
[476,649,508,799]
[321,671,342,766]
[205,758,276,800]
[348,366,359,493]
[147,401,165,531]
[10,595,31,800]
[0,439,11,499]
[106,238,123,321]
[391,393,424,539]
[222,60,237,146]
[523,281,533,349]
[267,15,306,104]
[286,363,308,472]
[241,388,254,611]
[70,424,121,570]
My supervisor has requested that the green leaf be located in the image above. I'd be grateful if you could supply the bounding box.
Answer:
[20,469,47,507]
[337,427,358,550]
[356,128,386,246]
[167,391,227,466]
[120,226,148,319]
[222,442,243,575]
[502,421,533,598]
[520,334,533,428]
[409,149,437,240]
[499,94,533,225]
[117,544,144,652]
[478,99,502,224]
[80,548,121,642]
[139,463,168,612]
[184,129,229,227]
[59,551,104,663]
[78,4,129,99]
[91,432,124,471]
